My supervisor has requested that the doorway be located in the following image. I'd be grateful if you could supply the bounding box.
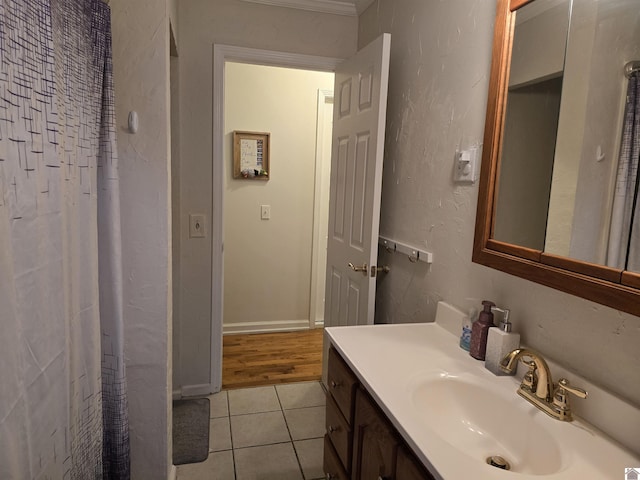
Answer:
[223,62,333,334]
[211,46,342,392]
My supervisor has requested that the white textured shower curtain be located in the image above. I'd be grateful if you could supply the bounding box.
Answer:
[608,71,640,270]
[0,0,129,478]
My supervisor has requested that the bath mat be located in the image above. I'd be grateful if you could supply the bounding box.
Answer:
[172,397,210,465]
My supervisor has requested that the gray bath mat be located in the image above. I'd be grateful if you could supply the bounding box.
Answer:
[172,398,210,465]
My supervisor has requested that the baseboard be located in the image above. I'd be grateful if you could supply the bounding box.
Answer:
[172,388,182,401]
[314,319,324,329]
[180,383,213,398]
[223,319,310,335]
[168,464,177,480]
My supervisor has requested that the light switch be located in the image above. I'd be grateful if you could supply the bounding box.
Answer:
[261,205,271,220]
[189,214,206,238]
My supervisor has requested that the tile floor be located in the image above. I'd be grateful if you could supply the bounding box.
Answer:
[176,381,326,480]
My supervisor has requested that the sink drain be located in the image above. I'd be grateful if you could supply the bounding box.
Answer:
[486,455,511,470]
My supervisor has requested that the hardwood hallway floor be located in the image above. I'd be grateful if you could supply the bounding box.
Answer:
[222,328,324,389]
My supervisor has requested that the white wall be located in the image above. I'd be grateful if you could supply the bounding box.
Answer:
[360,0,640,408]
[544,1,595,258]
[169,0,178,45]
[175,0,356,389]
[494,79,562,250]
[111,0,172,477]
[171,57,181,396]
[508,2,569,87]
[223,63,333,332]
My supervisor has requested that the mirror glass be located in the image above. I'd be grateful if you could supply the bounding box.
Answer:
[492,0,640,271]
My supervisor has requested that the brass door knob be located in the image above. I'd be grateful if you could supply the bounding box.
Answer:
[348,262,368,276]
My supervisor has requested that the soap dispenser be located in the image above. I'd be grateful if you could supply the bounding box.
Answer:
[485,308,520,376]
[469,300,495,360]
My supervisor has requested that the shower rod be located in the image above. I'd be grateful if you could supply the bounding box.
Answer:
[624,61,640,79]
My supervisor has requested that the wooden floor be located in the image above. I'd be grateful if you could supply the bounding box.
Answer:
[222,328,324,390]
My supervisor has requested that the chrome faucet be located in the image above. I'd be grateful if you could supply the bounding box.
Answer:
[500,348,587,421]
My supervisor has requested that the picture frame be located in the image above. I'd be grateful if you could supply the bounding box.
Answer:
[233,131,270,180]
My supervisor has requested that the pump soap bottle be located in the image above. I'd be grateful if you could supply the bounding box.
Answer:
[469,300,495,360]
[485,308,520,375]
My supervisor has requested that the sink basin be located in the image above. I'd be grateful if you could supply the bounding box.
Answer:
[411,374,566,475]
[328,322,640,480]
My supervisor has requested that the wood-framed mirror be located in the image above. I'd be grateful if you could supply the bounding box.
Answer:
[473,0,640,316]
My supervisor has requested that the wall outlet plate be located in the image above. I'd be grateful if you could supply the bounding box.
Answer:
[189,214,206,238]
[453,146,478,183]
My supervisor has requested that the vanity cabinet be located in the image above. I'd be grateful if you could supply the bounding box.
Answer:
[324,347,435,480]
[396,446,435,480]
[351,387,399,479]
[325,347,357,478]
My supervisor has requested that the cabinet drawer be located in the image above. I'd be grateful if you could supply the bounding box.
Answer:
[323,434,349,480]
[325,393,352,472]
[327,347,358,423]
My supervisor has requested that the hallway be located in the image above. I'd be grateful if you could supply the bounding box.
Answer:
[222,329,324,389]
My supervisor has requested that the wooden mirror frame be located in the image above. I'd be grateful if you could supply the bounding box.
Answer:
[472,0,640,317]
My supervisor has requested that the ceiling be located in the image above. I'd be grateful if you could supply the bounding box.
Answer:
[240,0,375,16]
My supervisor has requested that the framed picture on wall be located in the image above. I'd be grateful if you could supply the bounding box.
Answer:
[233,131,270,180]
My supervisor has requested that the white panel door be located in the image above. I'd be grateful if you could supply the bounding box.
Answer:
[324,33,391,331]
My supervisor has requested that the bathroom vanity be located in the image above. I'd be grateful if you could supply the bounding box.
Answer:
[323,322,640,480]
[324,346,434,480]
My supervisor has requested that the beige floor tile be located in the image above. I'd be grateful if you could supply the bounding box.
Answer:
[209,417,232,452]
[294,437,325,480]
[230,410,291,448]
[176,450,234,480]
[234,443,303,480]
[275,382,326,410]
[208,391,229,418]
[284,406,325,441]
[228,386,280,415]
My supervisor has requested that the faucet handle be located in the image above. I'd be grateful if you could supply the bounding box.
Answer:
[556,378,587,399]
[553,378,587,421]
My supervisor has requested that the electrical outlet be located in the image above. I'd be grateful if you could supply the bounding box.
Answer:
[261,205,271,220]
[189,214,206,238]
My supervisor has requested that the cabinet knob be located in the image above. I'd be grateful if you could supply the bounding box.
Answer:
[328,425,339,434]
[326,473,335,480]
[330,380,342,389]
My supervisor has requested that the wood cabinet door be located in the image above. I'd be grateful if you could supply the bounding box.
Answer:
[324,435,350,480]
[396,445,435,480]
[352,388,399,480]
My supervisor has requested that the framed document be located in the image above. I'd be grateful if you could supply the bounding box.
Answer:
[233,131,270,180]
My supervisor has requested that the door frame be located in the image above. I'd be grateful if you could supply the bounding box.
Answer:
[309,89,334,329]
[211,44,342,392]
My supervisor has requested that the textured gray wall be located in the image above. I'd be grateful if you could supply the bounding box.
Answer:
[360,0,640,408]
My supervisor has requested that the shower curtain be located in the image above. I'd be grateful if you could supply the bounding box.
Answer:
[607,71,640,271]
[0,0,129,478]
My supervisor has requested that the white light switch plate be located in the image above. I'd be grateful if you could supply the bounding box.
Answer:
[261,205,271,220]
[189,214,206,238]
[453,146,479,183]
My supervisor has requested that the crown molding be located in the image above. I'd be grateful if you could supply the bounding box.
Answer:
[240,0,358,16]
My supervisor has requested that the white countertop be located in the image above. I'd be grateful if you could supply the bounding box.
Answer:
[326,322,640,480]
